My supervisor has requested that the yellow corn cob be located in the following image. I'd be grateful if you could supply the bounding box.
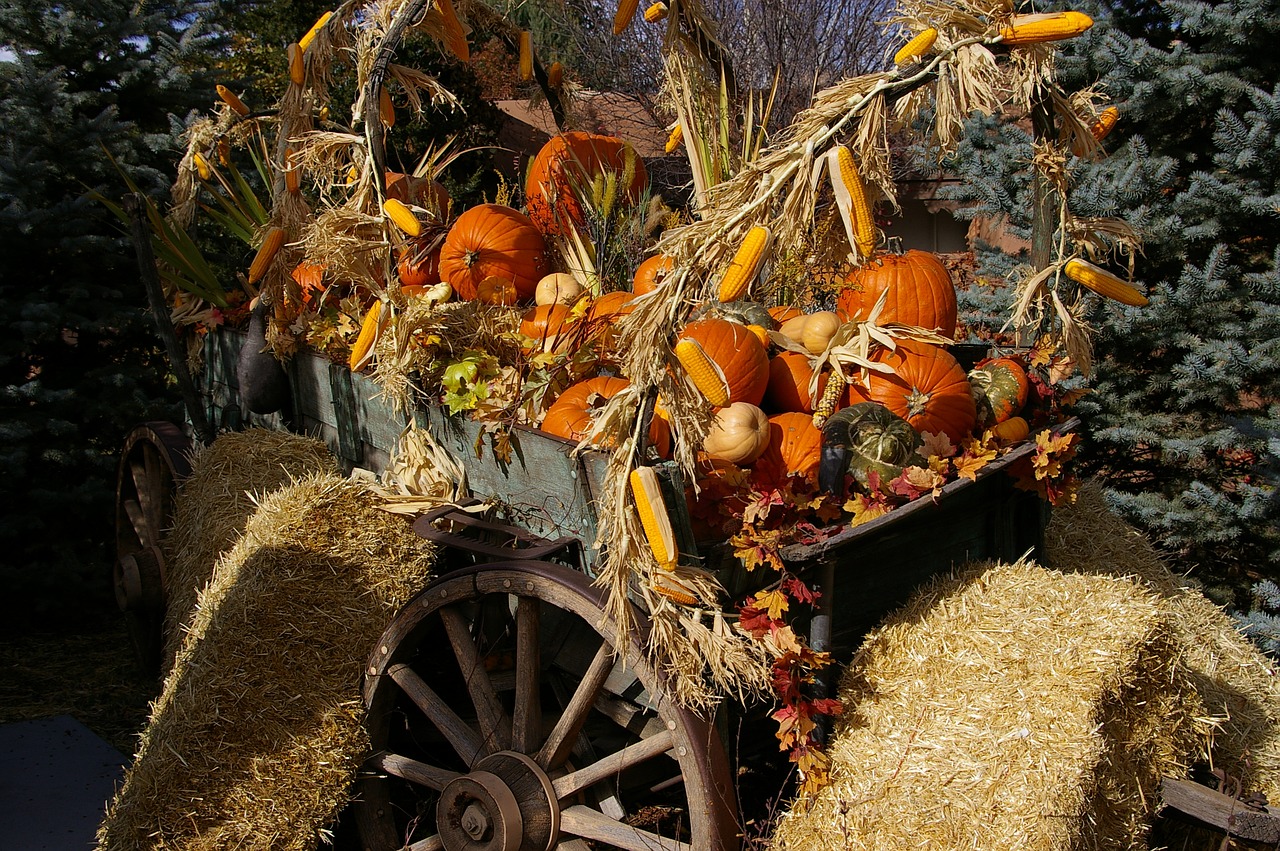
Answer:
[999,11,1093,46]
[717,225,773,302]
[378,86,395,127]
[519,31,534,81]
[1064,258,1148,306]
[348,301,387,372]
[287,43,305,85]
[829,146,877,260]
[382,198,422,237]
[894,27,938,65]
[1091,106,1119,141]
[630,467,678,571]
[651,573,698,605]
[643,2,668,23]
[283,148,300,194]
[547,61,563,89]
[247,227,286,284]
[812,370,847,429]
[436,0,470,62]
[614,0,640,34]
[192,152,211,181]
[674,338,730,407]
[665,122,683,154]
[299,11,333,52]
[216,85,249,116]
[345,164,358,184]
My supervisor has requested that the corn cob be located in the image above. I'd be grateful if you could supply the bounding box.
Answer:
[348,301,387,372]
[829,146,877,260]
[1063,258,1148,306]
[382,198,422,237]
[247,227,286,284]
[630,467,678,571]
[299,11,333,52]
[717,225,773,302]
[216,85,249,116]
[999,11,1093,46]
[665,122,683,154]
[287,43,305,85]
[1090,106,1119,141]
[283,148,300,195]
[674,338,730,407]
[991,416,1029,443]
[192,152,212,181]
[547,61,563,89]
[643,2,668,23]
[519,31,534,81]
[378,86,395,127]
[217,137,230,165]
[436,0,470,62]
[614,0,640,35]
[812,370,847,429]
[651,573,698,605]
[894,27,938,65]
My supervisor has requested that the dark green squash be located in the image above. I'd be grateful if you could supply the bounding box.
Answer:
[694,299,776,330]
[968,357,1029,429]
[818,402,921,496]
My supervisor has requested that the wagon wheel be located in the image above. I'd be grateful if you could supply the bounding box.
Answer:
[114,421,192,672]
[357,560,740,851]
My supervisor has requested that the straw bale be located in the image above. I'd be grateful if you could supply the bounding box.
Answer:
[99,473,437,851]
[162,428,337,668]
[1046,480,1280,802]
[770,560,1203,851]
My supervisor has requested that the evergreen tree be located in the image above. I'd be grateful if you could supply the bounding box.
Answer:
[0,0,216,630]
[944,0,1280,581]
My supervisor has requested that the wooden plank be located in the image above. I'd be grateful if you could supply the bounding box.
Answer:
[1160,776,1280,841]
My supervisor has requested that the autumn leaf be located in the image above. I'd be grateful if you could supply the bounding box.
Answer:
[781,575,820,606]
[755,588,790,620]
[737,603,774,638]
[844,492,892,527]
[918,430,956,460]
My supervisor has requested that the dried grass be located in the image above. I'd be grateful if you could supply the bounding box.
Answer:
[1045,480,1280,802]
[769,559,1206,850]
[97,474,437,851]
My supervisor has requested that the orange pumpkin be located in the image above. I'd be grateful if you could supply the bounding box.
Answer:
[847,341,976,443]
[542,376,671,457]
[764,351,827,414]
[677,317,770,406]
[586,290,636,322]
[396,237,441,287]
[476,275,519,305]
[525,132,648,236]
[837,250,958,339]
[633,254,673,295]
[439,204,549,301]
[768,305,804,326]
[520,304,573,353]
[754,412,823,483]
[385,172,450,220]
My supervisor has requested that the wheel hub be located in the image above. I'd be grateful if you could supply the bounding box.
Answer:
[437,751,559,851]
[113,546,165,613]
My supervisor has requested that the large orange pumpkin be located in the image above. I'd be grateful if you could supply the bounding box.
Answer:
[764,351,828,414]
[633,254,673,295]
[847,341,976,443]
[439,204,549,301]
[754,412,823,484]
[677,317,770,406]
[541,376,671,457]
[837,250,958,339]
[525,132,648,236]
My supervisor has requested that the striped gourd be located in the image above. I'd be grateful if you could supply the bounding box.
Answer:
[894,27,938,65]
[665,122,683,154]
[717,225,773,302]
[299,11,333,52]
[614,0,640,34]
[287,43,305,85]
[644,3,668,23]
[674,338,731,407]
[1063,258,1148,306]
[999,11,1093,45]
[630,467,678,571]
[519,31,534,81]
[348,301,387,372]
[812,370,847,429]
[216,85,249,116]
[382,198,422,237]
[829,146,877,260]
[247,227,286,284]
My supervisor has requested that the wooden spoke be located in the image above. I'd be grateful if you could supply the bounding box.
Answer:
[122,498,149,545]
[406,836,443,851]
[439,605,511,753]
[512,595,541,753]
[560,804,692,851]
[365,751,459,791]
[557,841,591,850]
[536,642,614,770]
[131,454,160,543]
[552,730,674,800]
[388,663,485,767]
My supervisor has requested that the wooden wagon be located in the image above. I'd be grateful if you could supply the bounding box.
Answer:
[112,326,1069,851]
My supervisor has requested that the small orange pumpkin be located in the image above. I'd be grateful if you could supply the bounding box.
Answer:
[476,275,519,306]
[633,254,674,295]
[754,412,823,483]
[769,305,804,326]
[525,132,648,236]
[764,351,827,414]
[677,317,770,406]
[385,172,451,220]
[520,304,573,353]
[847,340,976,443]
[396,237,441,288]
[439,204,549,301]
[703,402,771,464]
[542,376,671,457]
[837,250,958,339]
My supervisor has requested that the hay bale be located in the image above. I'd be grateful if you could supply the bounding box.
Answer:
[1046,481,1280,802]
[98,474,436,851]
[163,428,337,666]
[769,561,1203,851]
